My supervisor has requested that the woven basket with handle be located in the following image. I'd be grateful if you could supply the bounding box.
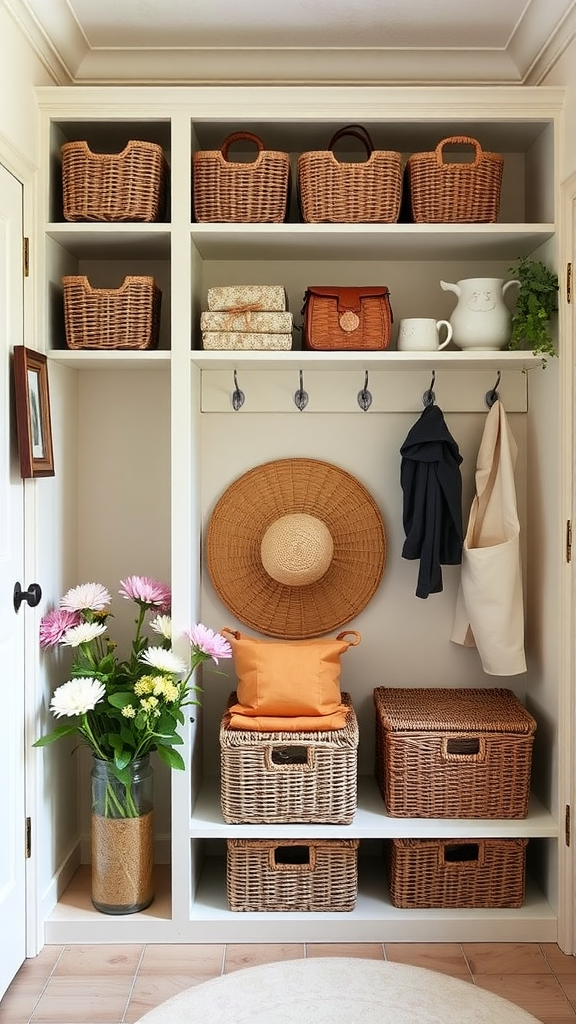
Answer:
[298,124,402,223]
[61,140,168,222]
[405,135,504,223]
[193,131,290,223]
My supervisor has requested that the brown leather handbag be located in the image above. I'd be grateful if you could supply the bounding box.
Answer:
[301,285,393,350]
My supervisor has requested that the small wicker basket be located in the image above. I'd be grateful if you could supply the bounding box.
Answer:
[193,131,290,223]
[387,837,528,908]
[404,136,503,223]
[220,692,358,824]
[298,124,402,224]
[62,276,162,351]
[61,140,168,223]
[227,838,360,912]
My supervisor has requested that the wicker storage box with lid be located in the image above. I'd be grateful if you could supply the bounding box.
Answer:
[62,276,162,350]
[386,837,529,908]
[220,692,358,824]
[226,838,360,912]
[61,140,168,223]
[404,135,504,223]
[374,687,536,819]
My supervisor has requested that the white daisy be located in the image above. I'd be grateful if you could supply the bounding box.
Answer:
[50,677,106,718]
[61,622,107,647]
[139,646,186,675]
[61,582,111,612]
[150,614,172,640]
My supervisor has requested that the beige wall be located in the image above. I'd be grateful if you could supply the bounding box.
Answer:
[541,40,576,178]
[0,4,53,167]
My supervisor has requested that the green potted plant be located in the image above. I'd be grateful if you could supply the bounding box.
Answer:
[507,256,559,358]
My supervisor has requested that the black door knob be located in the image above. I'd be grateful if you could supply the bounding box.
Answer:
[13,582,42,612]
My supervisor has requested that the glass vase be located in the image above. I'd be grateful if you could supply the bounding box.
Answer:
[90,755,154,914]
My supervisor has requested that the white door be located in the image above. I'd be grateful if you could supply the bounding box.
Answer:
[0,163,26,997]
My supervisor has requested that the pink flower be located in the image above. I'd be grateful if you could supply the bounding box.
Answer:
[119,576,171,612]
[185,624,232,664]
[39,608,82,648]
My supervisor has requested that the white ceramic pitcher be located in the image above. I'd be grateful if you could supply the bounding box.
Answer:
[440,277,520,351]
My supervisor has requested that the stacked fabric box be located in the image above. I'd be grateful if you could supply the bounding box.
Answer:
[201,284,293,350]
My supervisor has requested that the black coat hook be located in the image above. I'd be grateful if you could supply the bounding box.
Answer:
[485,370,501,409]
[357,371,372,411]
[294,369,309,411]
[422,370,436,407]
[232,370,245,411]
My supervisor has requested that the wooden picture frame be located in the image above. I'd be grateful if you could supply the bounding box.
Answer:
[13,345,55,478]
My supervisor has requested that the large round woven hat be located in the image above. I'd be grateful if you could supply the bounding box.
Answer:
[206,457,386,639]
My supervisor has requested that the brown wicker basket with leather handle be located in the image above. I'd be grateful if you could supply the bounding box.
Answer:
[302,285,393,350]
[193,131,290,223]
[405,136,504,223]
[61,140,168,222]
[298,124,402,223]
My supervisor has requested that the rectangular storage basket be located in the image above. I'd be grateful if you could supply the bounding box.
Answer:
[387,837,528,908]
[220,692,358,824]
[227,838,360,912]
[61,140,168,223]
[193,131,290,223]
[62,275,162,350]
[405,135,503,223]
[374,687,536,819]
[298,125,402,223]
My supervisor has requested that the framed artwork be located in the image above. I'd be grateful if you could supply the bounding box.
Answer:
[13,345,55,478]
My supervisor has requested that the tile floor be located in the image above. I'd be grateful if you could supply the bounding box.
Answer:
[1,941,576,1024]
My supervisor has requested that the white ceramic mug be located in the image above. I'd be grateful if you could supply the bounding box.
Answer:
[397,317,453,351]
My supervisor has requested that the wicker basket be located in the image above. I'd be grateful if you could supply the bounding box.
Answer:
[62,276,162,350]
[227,838,360,912]
[193,132,290,223]
[61,140,168,222]
[404,136,503,223]
[220,692,358,824]
[387,837,528,908]
[374,687,536,819]
[298,124,402,223]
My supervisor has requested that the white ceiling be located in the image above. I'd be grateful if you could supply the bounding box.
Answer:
[6,0,576,85]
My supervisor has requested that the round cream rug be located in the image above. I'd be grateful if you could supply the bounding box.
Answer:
[135,957,541,1024]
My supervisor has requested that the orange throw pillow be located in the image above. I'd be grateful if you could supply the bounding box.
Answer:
[221,627,361,718]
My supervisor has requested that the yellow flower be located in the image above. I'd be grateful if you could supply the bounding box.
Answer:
[140,696,159,713]
[121,704,136,719]
[134,676,155,696]
[152,676,179,702]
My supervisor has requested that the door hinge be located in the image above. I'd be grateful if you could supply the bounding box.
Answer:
[23,237,29,278]
[25,816,31,858]
[566,805,571,847]
[566,520,572,563]
[567,262,572,304]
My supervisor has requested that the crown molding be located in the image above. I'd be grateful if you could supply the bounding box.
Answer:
[7,0,576,85]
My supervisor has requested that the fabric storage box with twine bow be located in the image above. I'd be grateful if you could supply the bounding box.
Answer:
[61,140,168,222]
[298,124,402,223]
[201,284,293,350]
[193,131,290,223]
[374,687,536,819]
[227,838,360,912]
[62,275,162,350]
[386,837,529,909]
[404,135,504,223]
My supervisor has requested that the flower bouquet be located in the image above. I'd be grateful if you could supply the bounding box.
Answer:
[35,575,232,914]
[34,575,231,815]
